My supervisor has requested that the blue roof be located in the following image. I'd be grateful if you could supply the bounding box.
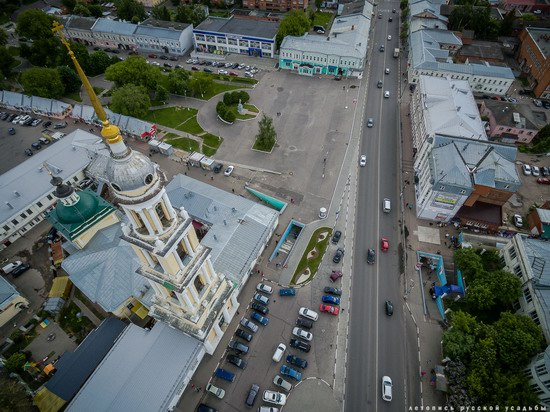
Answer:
[92,19,136,36]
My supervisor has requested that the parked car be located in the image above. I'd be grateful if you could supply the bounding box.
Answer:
[385,300,394,316]
[541,167,549,177]
[2,261,22,274]
[252,312,269,326]
[324,287,342,296]
[197,404,218,412]
[251,302,269,315]
[279,288,296,296]
[367,248,375,264]
[44,121,52,128]
[224,165,234,176]
[280,365,302,381]
[273,375,292,392]
[31,142,42,150]
[240,317,259,333]
[228,340,249,354]
[286,354,308,369]
[533,166,541,176]
[513,214,523,228]
[263,390,286,406]
[292,327,312,341]
[298,307,318,321]
[191,66,199,71]
[289,338,311,353]
[253,293,269,305]
[256,283,273,295]
[381,237,389,252]
[206,382,225,399]
[54,122,67,129]
[523,164,532,175]
[359,155,367,167]
[203,68,213,73]
[537,178,550,185]
[235,328,253,342]
[8,128,16,135]
[227,354,247,369]
[272,343,286,362]
[295,317,313,329]
[330,270,343,282]
[215,368,235,382]
[382,376,393,401]
[245,383,260,408]
[229,71,238,76]
[331,230,342,244]
[322,295,340,305]
[333,248,344,263]
[320,304,339,316]
[39,137,50,145]
[24,148,33,156]
[148,54,158,58]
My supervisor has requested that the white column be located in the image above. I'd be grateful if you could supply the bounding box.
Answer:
[222,307,230,323]
[176,292,191,311]
[149,280,163,297]
[137,209,155,235]
[162,193,176,219]
[214,322,223,337]
[147,207,163,233]
[189,284,200,302]
[205,258,216,282]
[183,234,194,256]
[201,268,211,285]
[181,291,195,311]
[185,288,196,305]
[143,251,155,267]
[230,292,239,308]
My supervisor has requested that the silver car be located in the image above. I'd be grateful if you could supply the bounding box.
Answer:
[273,375,293,392]
[240,317,259,333]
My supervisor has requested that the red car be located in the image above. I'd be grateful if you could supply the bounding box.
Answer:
[537,178,550,185]
[148,54,158,58]
[191,66,199,71]
[329,270,343,282]
[320,304,339,315]
[229,71,238,76]
[381,237,389,252]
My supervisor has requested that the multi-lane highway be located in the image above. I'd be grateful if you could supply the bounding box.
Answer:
[345,4,414,411]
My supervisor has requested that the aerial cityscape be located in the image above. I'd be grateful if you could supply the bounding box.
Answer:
[0,0,550,410]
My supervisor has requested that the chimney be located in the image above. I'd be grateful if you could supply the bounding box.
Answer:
[352,25,354,30]
[6,202,13,209]
[14,190,20,197]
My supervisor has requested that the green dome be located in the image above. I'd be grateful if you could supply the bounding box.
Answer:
[55,192,100,224]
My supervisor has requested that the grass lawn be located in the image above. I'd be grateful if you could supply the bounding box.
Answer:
[92,86,104,95]
[244,104,259,113]
[253,138,276,152]
[202,82,246,100]
[202,146,217,157]
[202,133,222,149]
[291,227,332,285]
[58,302,94,343]
[176,116,204,134]
[235,112,256,120]
[165,135,200,152]
[143,107,198,128]
[313,11,334,28]
[65,91,82,102]
[7,46,20,56]
[215,74,258,85]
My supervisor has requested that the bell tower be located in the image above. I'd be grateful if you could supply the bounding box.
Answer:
[53,22,238,354]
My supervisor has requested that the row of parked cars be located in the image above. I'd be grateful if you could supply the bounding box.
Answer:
[1,260,31,278]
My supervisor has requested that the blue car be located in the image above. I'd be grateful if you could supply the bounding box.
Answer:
[286,354,308,369]
[280,365,302,381]
[251,312,269,326]
[322,295,340,305]
[279,288,296,296]
[215,368,235,382]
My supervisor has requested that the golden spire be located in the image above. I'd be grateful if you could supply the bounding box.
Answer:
[52,21,128,156]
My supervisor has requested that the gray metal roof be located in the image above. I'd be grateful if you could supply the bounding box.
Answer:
[166,174,278,286]
[67,322,203,412]
[71,104,154,136]
[410,0,448,22]
[0,90,71,114]
[92,18,136,36]
[410,17,447,33]
[61,218,151,312]
[481,99,539,131]
[519,236,550,319]
[63,15,97,31]
[525,27,550,59]
[538,209,550,224]
[195,16,279,40]
[45,318,126,401]
[0,130,92,225]
[0,275,20,311]
[142,18,190,31]
[134,25,182,40]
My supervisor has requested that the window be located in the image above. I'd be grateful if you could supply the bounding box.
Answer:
[73,176,78,181]
[155,202,166,223]
[509,246,517,260]
[3,225,9,231]
[524,287,533,303]
[513,265,523,277]
[11,219,18,225]
[20,213,26,219]
[47,195,53,201]
[26,209,32,215]
[194,275,205,294]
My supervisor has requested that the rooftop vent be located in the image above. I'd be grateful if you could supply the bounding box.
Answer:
[6,202,13,209]
[232,207,236,213]
[213,234,217,241]
[223,219,227,225]
[14,190,20,197]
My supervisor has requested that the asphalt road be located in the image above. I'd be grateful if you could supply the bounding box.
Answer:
[345,5,408,412]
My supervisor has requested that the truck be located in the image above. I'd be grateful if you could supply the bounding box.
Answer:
[393,48,399,58]
[41,129,66,142]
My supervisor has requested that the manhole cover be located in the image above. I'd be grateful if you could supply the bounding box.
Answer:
[350,85,357,88]
[288,145,297,151]
[277,87,284,92]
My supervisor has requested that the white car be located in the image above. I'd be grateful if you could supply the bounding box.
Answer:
[513,214,523,228]
[225,62,233,68]
[532,166,540,176]
[360,155,367,167]
[387,35,392,40]
[206,383,225,399]
[224,165,234,176]
[263,390,287,406]
[2,261,22,274]
[385,68,390,74]
[382,376,393,401]
[522,164,532,175]
[299,307,319,321]
[272,343,286,362]
[186,58,193,64]
[384,91,390,98]
[218,69,228,75]
[292,327,313,341]
[256,283,273,295]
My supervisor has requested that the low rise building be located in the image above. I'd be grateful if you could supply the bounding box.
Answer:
[409,0,448,33]
[193,16,279,58]
[518,27,550,99]
[527,206,550,239]
[134,19,193,56]
[91,18,137,51]
[243,0,307,11]
[0,275,29,328]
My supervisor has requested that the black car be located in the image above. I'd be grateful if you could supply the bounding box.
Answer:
[31,142,42,150]
[235,328,253,342]
[289,338,311,353]
[203,68,213,73]
[169,56,178,61]
[385,300,394,316]
[11,263,30,278]
[191,66,199,71]
[227,354,247,369]
[286,354,308,369]
[295,318,313,330]
[232,63,239,69]
[54,122,67,129]
[541,167,550,177]
[251,302,269,315]
[197,404,218,412]
[24,148,33,156]
[367,248,375,264]
[331,230,341,244]
[213,163,223,173]
[228,340,249,354]
[160,55,169,60]
[7,113,17,122]
[0,113,8,120]
[163,63,172,68]
[205,61,213,66]
[324,286,342,296]
[543,101,550,110]
[333,248,344,263]
[44,121,52,128]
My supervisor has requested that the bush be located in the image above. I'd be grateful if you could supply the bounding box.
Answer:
[5,353,26,373]
[216,101,227,117]
[222,91,250,105]
[224,110,236,123]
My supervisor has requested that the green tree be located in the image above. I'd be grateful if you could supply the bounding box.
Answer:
[315,0,322,8]
[454,248,484,280]
[57,41,91,72]
[105,56,162,90]
[491,269,521,306]
[0,374,34,410]
[57,65,82,93]
[19,37,61,67]
[0,47,16,78]
[255,114,276,149]
[167,68,191,95]
[449,310,477,334]
[171,0,180,5]
[276,10,311,48]
[73,2,92,16]
[62,0,77,11]
[116,0,146,22]
[442,327,476,362]
[4,353,26,373]
[155,84,169,103]
[527,124,550,154]
[0,29,7,46]
[492,370,540,406]
[152,4,171,21]
[465,280,495,310]
[224,109,236,123]
[111,84,151,117]
[88,4,104,17]
[188,72,212,98]
[16,9,57,40]
[216,101,227,118]
[499,10,515,36]
[21,67,65,98]
[174,4,206,26]
[88,51,113,76]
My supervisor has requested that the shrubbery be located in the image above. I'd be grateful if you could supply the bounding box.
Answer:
[216,91,249,123]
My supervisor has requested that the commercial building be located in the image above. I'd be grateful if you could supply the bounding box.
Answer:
[518,27,550,99]
[243,0,307,11]
[193,16,279,58]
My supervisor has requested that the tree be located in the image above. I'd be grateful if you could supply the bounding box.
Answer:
[255,114,277,150]
[16,9,57,40]
[88,51,113,76]
[0,29,7,46]
[174,4,206,26]
[21,67,64,98]
[188,72,212,98]
[0,47,16,78]
[449,310,477,334]
[465,280,495,310]
[19,37,61,68]
[491,269,521,306]
[57,65,82,93]
[315,0,322,8]
[276,11,311,48]
[443,327,476,362]
[155,84,169,103]
[57,41,91,73]
[152,4,171,21]
[500,10,515,36]
[88,4,104,18]
[73,2,91,16]
[454,248,484,280]
[105,56,162,90]
[116,0,146,22]
[4,353,26,373]
[167,68,191,95]
[62,0,77,11]
[306,6,316,22]
[0,374,34,411]
[110,84,151,118]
